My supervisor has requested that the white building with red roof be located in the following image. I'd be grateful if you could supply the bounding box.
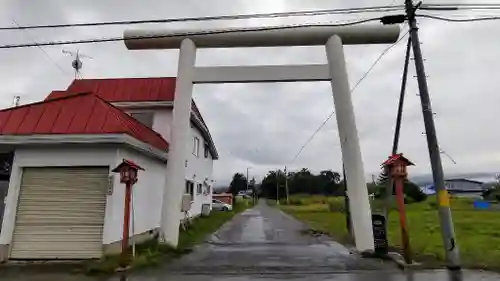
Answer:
[0,77,218,260]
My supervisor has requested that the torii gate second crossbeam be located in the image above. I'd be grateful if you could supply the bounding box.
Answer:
[123,24,400,253]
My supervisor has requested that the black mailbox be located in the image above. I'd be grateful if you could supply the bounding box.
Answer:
[372,214,388,256]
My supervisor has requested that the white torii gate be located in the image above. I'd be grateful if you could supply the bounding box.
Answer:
[123,24,400,252]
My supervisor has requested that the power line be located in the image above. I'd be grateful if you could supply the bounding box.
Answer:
[422,3,500,10]
[11,19,68,76]
[289,28,410,164]
[417,14,500,22]
[0,18,384,50]
[0,6,404,31]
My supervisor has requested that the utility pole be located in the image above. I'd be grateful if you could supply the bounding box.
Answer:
[246,167,249,191]
[276,169,279,205]
[404,0,460,269]
[284,166,289,204]
[384,35,412,232]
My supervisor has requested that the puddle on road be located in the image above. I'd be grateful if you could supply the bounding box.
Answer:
[240,214,266,243]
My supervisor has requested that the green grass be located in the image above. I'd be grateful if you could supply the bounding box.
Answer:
[85,198,252,275]
[280,195,500,271]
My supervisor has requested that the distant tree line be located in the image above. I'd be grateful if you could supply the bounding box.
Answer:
[255,167,427,203]
[258,168,344,200]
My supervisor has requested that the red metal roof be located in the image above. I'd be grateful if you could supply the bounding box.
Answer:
[46,78,209,127]
[53,77,177,102]
[0,92,169,151]
[43,77,217,159]
[112,159,145,172]
[381,153,414,167]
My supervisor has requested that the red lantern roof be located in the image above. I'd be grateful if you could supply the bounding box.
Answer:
[381,153,415,167]
[112,159,145,173]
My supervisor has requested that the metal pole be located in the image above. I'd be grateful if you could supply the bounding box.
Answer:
[276,169,279,205]
[384,35,412,231]
[246,167,249,191]
[285,166,289,204]
[405,0,460,269]
[342,164,352,236]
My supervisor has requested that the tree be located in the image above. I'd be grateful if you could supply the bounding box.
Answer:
[229,173,247,206]
[259,170,286,200]
[259,168,344,198]
[403,180,427,202]
[377,168,390,186]
[374,168,393,198]
[482,173,500,201]
[318,170,343,195]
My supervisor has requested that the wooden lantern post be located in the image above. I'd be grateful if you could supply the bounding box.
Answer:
[112,159,145,267]
[382,153,414,264]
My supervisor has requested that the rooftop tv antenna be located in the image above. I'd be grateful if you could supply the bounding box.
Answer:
[62,49,93,79]
[12,96,20,107]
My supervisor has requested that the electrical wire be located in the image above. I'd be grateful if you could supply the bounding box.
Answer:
[289,28,410,165]
[11,19,69,75]
[440,150,457,164]
[0,18,385,50]
[0,6,404,31]
[417,14,500,22]
[422,3,500,10]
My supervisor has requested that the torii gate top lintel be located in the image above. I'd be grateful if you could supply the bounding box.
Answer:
[124,24,400,50]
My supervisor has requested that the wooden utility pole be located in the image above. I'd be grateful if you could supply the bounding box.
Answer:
[284,166,289,204]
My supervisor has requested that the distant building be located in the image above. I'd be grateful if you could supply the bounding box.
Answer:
[423,178,486,198]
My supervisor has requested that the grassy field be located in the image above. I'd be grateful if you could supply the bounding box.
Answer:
[279,195,500,270]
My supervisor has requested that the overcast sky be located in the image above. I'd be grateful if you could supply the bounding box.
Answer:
[0,0,498,185]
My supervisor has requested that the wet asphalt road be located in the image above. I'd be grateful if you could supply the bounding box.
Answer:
[160,201,392,274]
[2,201,499,280]
[119,201,500,280]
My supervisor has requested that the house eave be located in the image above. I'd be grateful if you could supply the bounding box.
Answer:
[0,134,168,162]
[111,101,174,109]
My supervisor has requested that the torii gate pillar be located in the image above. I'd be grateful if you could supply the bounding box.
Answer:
[124,24,400,252]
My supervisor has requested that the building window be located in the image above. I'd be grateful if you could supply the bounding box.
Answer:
[197,183,202,194]
[204,143,209,158]
[130,112,154,128]
[185,180,194,201]
[193,137,200,157]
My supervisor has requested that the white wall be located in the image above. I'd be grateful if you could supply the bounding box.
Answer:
[184,125,215,217]
[0,146,118,246]
[0,145,168,247]
[126,109,173,144]
[127,107,215,218]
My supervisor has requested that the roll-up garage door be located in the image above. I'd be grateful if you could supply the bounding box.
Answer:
[10,167,108,259]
